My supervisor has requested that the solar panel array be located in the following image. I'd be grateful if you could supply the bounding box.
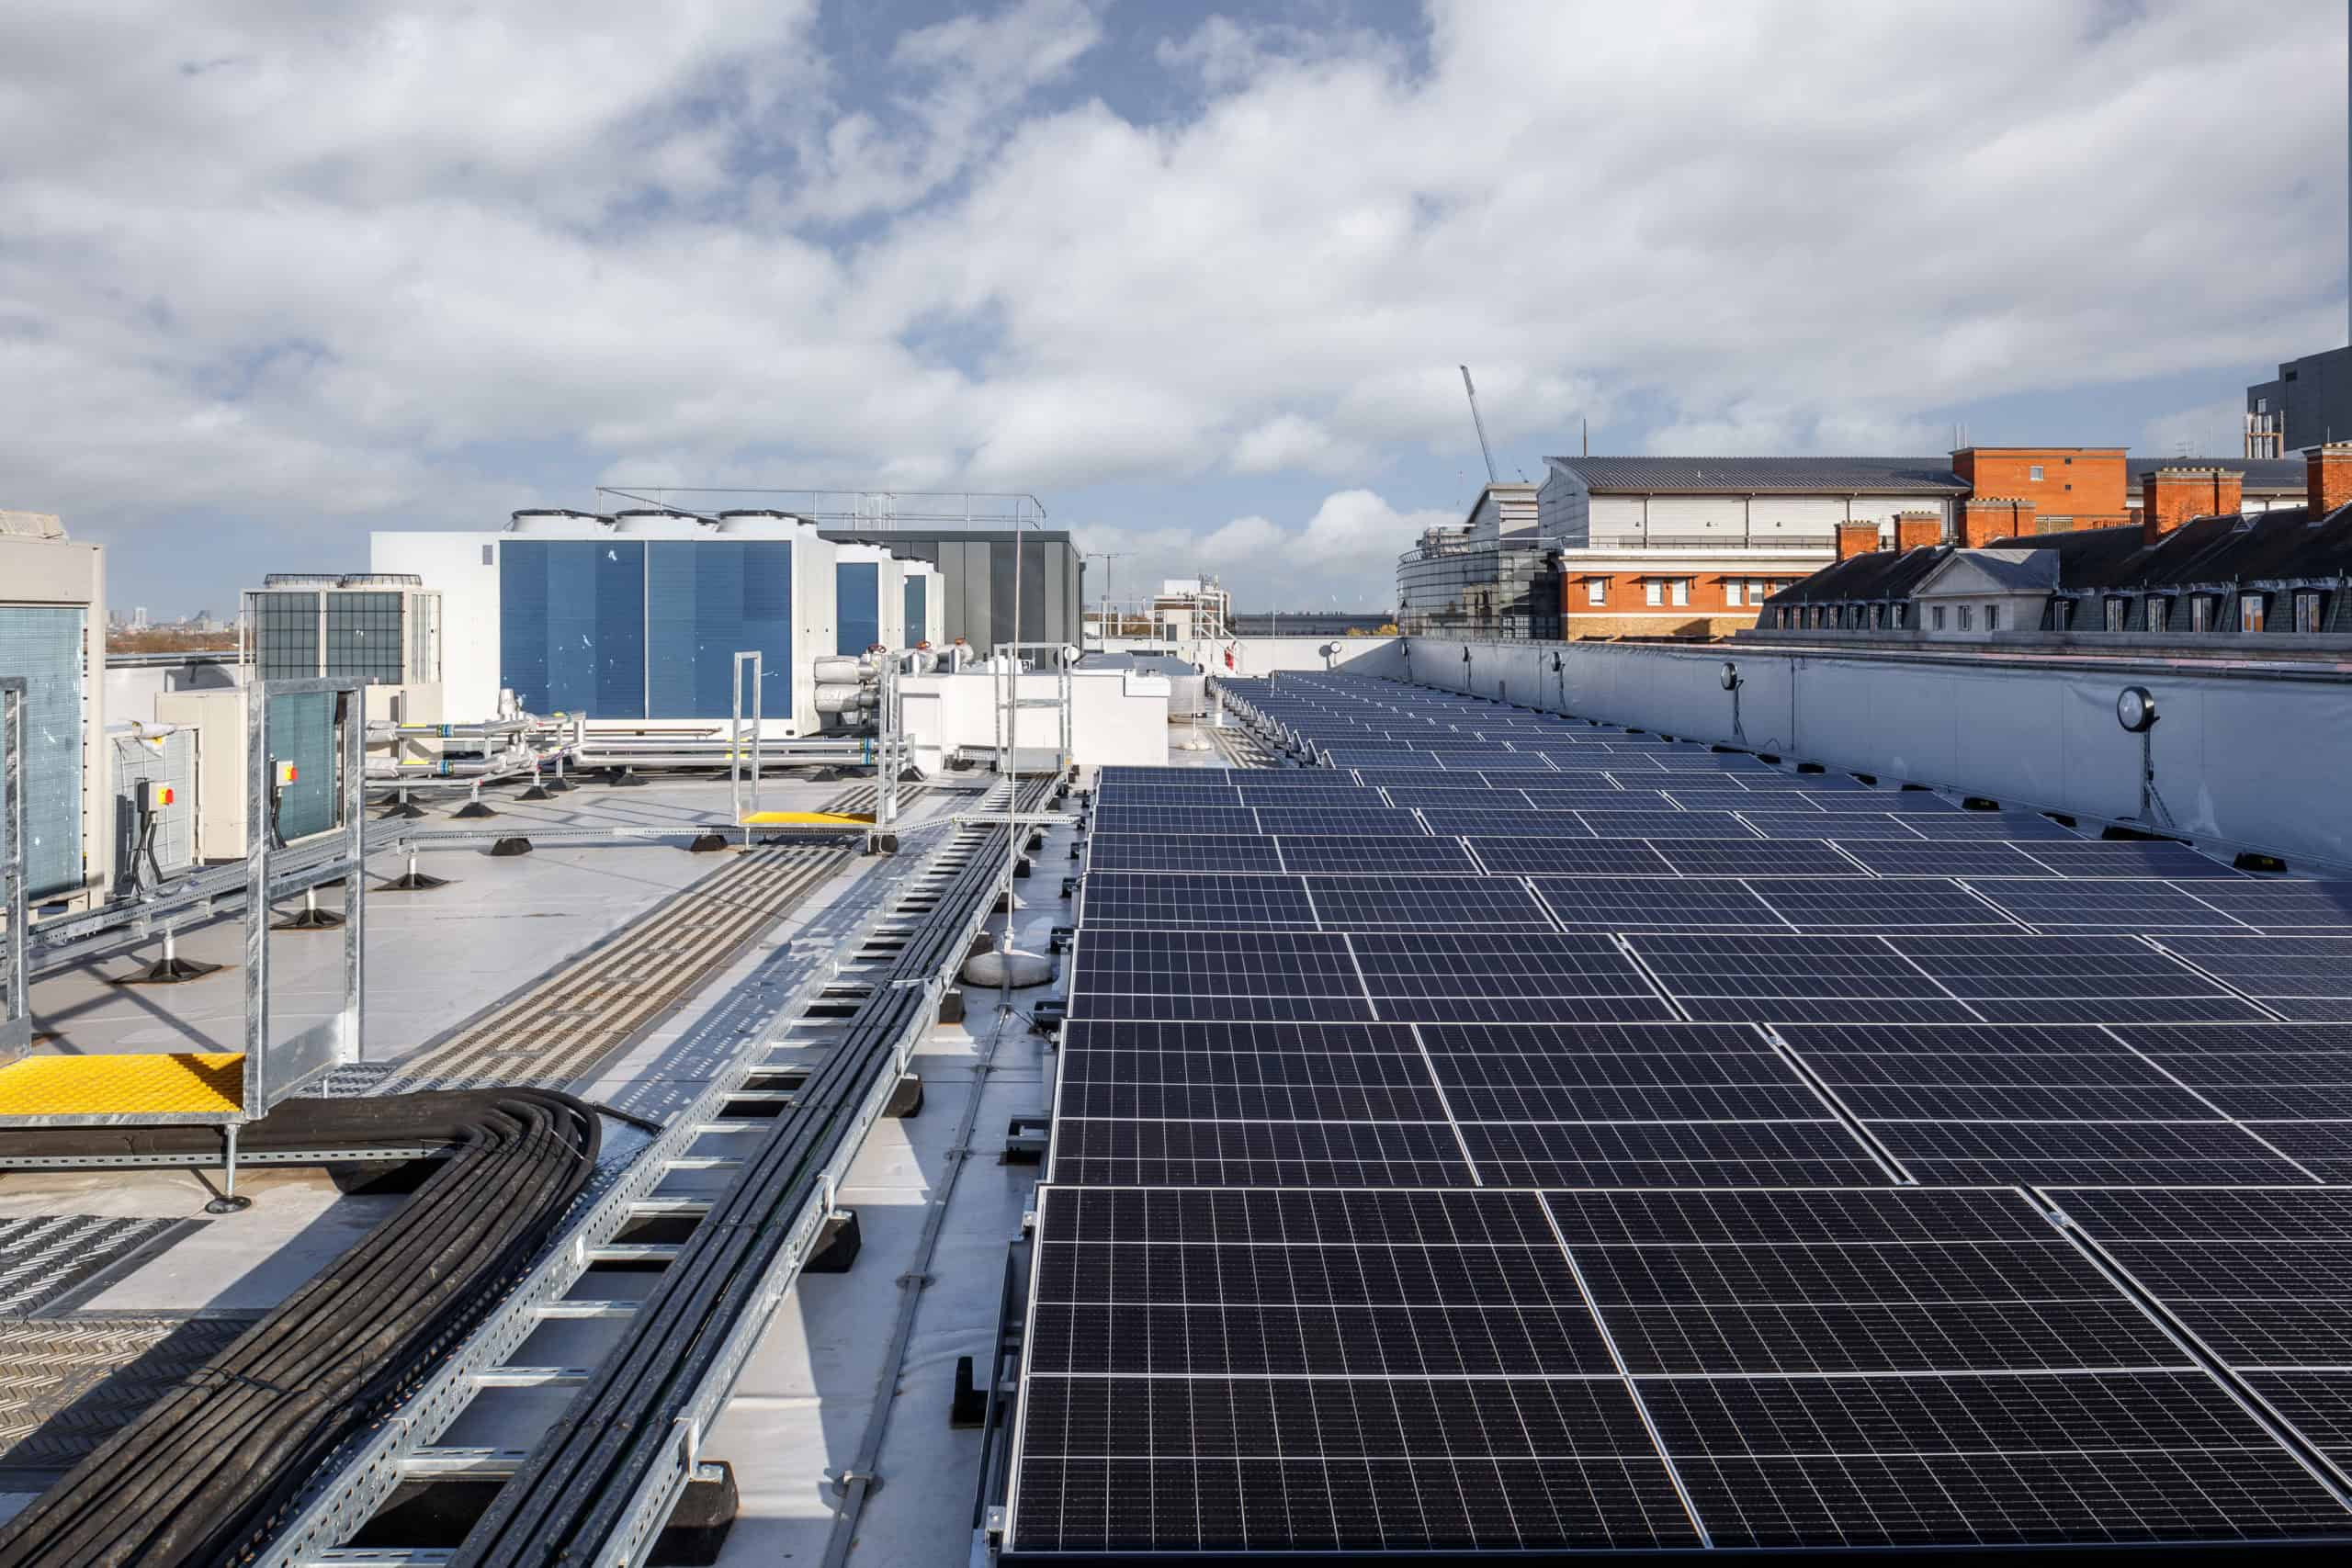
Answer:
[1001,671,2352,1558]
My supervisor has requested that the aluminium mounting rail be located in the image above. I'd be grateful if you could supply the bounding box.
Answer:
[256,778,1048,1568]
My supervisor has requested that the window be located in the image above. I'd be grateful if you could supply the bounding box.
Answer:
[1869,604,1883,629]
[2105,597,2128,632]
[1890,604,1906,628]
[2257,398,2268,413]
[1669,579,1690,607]
[2029,465,2045,481]
[1586,577,1606,606]
[2188,596,2211,633]
[2296,591,2326,633]
[2146,597,2168,634]
[1724,581,1742,607]
[2241,592,2267,633]
[1645,580,1663,607]
[1957,604,1973,631]
[1932,604,1947,631]
[1984,604,1999,631]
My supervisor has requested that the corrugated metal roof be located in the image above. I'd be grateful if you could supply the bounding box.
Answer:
[1546,456,1969,494]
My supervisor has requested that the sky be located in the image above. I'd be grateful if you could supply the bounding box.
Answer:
[4,0,2346,618]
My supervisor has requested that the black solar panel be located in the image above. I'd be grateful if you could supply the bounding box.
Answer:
[1085,833,1282,874]
[1268,834,1475,874]
[1466,837,1678,876]
[2171,881,2352,933]
[1081,872,1318,930]
[1576,810,1762,839]
[1250,806,1423,838]
[1966,879,2255,933]
[1650,840,1864,878]
[1090,803,1260,836]
[1304,874,1555,931]
[1534,877,1786,931]
[1010,675,2352,1557]
[1069,930,1370,1022]
[1348,933,1676,1023]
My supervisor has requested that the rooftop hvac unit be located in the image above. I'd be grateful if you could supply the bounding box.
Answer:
[714,509,807,536]
[834,542,907,655]
[610,509,706,537]
[444,519,839,735]
[507,509,610,534]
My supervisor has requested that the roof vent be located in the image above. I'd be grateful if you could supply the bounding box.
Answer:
[0,511,66,540]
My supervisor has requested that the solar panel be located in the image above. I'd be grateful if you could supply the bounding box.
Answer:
[1418,807,1597,839]
[1324,748,1446,768]
[1456,1118,1892,1186]
[1966,879,2256,934]
[1251,806,1428,837]
[1838,841,2054,878]
[1350,940,1673,1023]
[1085,833,1283,874]
[1058,1021,1443,1121]
[1870,1119,2314,1186]
[1274,835,1477,874]
[2018,841,2245,878]
[2044,1186,2352,1464]
[2110,1021,2352,1116]
[1534,877,1786,931]
[1751,879,2018,933]
[1378,784,1532,810]
[1888,811,2085,840]
[1229,784,1385,809]
[1081,872,1318,930]
[1792,790,1963,812]
[2166,880,2352,933]
[1303,874,1556,931]
[1090,803,1261,836]
[1624,932,1980,1025]
[1013,673,2352,1557]
[1068,930,1369,1021]
[1576,810,1763,840]
[2148,935,2352,1020]
[1650,840,1865,878]
[1089,783,1246,809]
[1465,838,1678,876]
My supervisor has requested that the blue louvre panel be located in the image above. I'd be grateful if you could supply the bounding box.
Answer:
[500,539,646,718]
[267,690,337,842]
[645,542,793,718]
[0,606,85,898]
[904,573,927,642]
[837,560,880,654]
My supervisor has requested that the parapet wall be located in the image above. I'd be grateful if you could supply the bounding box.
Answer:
[1396,637,2352,872]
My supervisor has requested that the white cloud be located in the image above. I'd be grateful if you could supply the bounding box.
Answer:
[2139,396,2252,460]
[2,0,2343,614]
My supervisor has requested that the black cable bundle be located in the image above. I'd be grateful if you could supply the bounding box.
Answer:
[0,1088,600,1568]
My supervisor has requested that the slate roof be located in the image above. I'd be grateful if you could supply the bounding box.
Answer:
[2125,457,2306,495]
[1768,544,1951,604]
[1768,504,2352,611]
[1916,548,2059,594]
[1545,456,1969,495]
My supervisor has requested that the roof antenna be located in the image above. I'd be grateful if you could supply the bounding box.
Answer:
[1460,366,1499,485]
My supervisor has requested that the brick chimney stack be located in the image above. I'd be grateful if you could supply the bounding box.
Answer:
[2307,443,2352,520]
[2142,467,2244,543]
[1957,497,2034,548]
[1893,511,1944,551]
[1836,522,1881,560]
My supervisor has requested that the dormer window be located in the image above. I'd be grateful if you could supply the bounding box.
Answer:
[2104,597,2129,632]
[2146,597,2168,634]
[2295,591,2327,633]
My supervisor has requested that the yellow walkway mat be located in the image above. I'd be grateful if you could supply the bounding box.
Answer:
[740,810,875,826]
[0,1054,244,1118]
